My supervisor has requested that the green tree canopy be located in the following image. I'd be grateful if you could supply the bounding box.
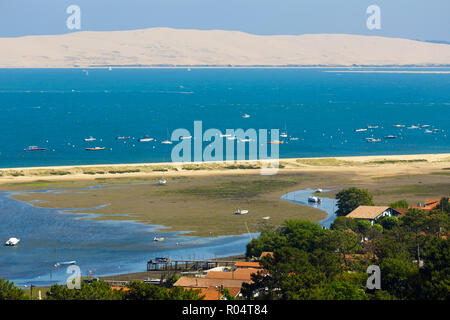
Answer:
[389,200,409,209]
[335,187,374,216]
[0,278,26,300]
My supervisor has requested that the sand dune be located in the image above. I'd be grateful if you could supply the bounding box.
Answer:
[1,28,450,68]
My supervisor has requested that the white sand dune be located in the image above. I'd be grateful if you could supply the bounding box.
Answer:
[1,27,450,68]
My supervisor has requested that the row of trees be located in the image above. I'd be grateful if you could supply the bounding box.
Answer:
[0,278,205,300]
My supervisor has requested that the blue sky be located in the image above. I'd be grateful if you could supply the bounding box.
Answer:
[0,0,449,40]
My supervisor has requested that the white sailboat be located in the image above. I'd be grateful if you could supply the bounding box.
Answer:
[139,134,154,142]
[5,237,20,246]
[161,129,173,144]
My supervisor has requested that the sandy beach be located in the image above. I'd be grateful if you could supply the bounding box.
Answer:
[1,153,449,185]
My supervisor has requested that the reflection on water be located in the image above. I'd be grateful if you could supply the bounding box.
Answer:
[281,188,338,228]
[0,189,256,286]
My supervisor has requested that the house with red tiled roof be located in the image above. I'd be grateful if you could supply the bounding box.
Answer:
[234,261,262,269]
[409,198,447,212]
[173,276,251,300]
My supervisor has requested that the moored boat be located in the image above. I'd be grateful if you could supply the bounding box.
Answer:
[54,261,76,268]
[5,237,20,246]
[24,146,46,151]
[85,147,105,151]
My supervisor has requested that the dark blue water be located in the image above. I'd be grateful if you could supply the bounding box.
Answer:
[0,188,256,285]
[0,68,449,168]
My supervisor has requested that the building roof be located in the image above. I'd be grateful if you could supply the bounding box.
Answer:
[205,268,259,281]
[174,276,250,289]
[259,252,274,259]
[184,286,241,300]
[346,206,390,220]
[409,198,445,211]
[235,261,262,268]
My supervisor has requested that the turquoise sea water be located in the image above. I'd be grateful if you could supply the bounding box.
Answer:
[0,68,449,168]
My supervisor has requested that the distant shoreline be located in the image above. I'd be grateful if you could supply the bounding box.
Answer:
[1,66,450,70]
[1,153,449,185]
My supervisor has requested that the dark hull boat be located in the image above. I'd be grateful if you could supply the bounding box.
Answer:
[24,146,46,151]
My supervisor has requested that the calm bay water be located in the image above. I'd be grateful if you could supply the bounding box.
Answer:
[0,188,257,285]
[0,68,449,284]
[0,68,449,168]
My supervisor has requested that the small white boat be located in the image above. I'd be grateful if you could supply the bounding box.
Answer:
[355,128,368,132]
[407,125,419,129]
[139,136,154,142]
[239,138,252,143]
[84,136,96,142]
[421,125,431,128]
[116,136,130,140]
[5,237,20,246]
[424,129,433,133]
[366,138,381,143]
[280,133,288,138]
[383,135,397,139]
[153,237,165,242]
[308,196,321,203]
[227,136,237,140]
[242,114,250,119]
[367,125,379,129]
[234,209,248,215]
[392,124,405,128]
[161,140,173,145]
[180,136,192,140]
[315,188,323,193]
[54,261,76,267]
[220,134,232,138]
[262,216,270,220]
[157,179,167,185]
